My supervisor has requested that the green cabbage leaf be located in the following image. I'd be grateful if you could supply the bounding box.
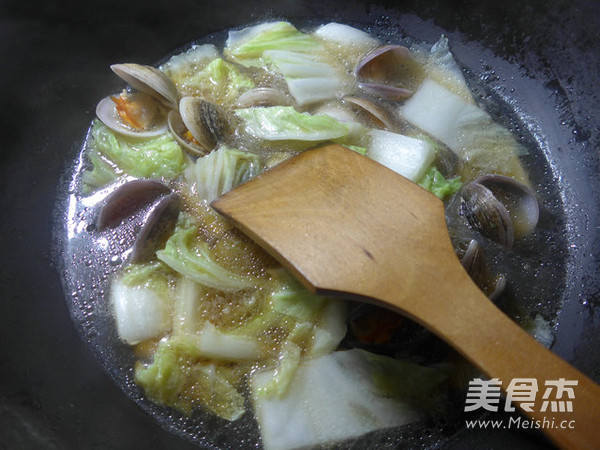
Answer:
[417,166,462,199]
[84,121,184,182]
[156,216,258,291]
[225,21,322,66]
[175,57,255,106]
[235,106,349,142]
[134,337,246,420]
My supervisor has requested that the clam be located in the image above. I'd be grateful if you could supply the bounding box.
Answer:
[460,182,515,248]
[343,96,398,131]
[474,174,539,239]
[355,45,424,100]
[96,92,168,138]
[96,179,171,231]
[167,110,206,156]
[177,96,230,154]
[461,239,507,301]
[433,142,461,177]
[357,82,413,101]
[130,193,182,263]
[235,87,294,108]
[110,63,178,109]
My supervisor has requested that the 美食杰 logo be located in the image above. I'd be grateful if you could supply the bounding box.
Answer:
[464,377,578,430]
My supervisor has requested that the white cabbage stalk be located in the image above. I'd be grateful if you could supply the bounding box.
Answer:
[173,322,262,361]
[401,79,485,154]
[156,221,257,291]
[172,277,202,335]
[251,349,424,450]
[111,280,170,345]
[422,36,474,103]
[400,79,527,182]
[263,50,352,106]
[309,299,348,357]
[366,129,435,182]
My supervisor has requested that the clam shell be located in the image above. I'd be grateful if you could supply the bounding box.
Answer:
[96,179,171,231]
[130,193,182,263]
[343,96,398,131]
[460,182,515,248]
[358,82,413,101]
[178,97,229,154]
[96,94,168,138]
[167,110,207,156]
[111,63,178,109]
[355,45,424,95]
[461,239,506,301]
[236,87,294,108]
[474,174,539,239]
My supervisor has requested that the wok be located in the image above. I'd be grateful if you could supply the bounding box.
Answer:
[1,0,598,448]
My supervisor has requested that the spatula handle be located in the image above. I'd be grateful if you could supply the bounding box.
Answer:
[374,264,600,450]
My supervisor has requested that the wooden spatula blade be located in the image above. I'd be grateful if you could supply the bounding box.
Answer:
[212,144,455,300]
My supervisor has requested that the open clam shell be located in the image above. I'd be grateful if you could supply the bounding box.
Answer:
[474,174,539,239]
[460,182,515,248]
[167,110,207,156]
[96,93,168,138]
[355,45,425,98]
[111,63,179,109]
[178,96,230,154]
[358,82,413,101]
[343,96,398,131]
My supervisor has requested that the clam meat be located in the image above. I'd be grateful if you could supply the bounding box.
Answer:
[96,92,169,138]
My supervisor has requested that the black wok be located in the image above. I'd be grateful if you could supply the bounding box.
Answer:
[1,0,599,448]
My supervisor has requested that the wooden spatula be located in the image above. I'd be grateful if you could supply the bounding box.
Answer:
[211,144,600,449]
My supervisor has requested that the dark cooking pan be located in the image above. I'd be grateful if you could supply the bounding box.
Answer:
[1,0,599,448]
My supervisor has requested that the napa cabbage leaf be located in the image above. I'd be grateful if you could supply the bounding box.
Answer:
[174,57,255,106]
[159,44,220,94]
[111,262,175,344]
[225,21,322,66]
[251,349,447,450]
[313,22,380,62]
[235,106,350,142]
[242,270,346,398]
[183,146,260,203]
[400,79,529,183]
[85,121,184,181]
[417,166,462,199]
[80,143,121,194]
[156,216,258,291]
[134,337,246,420]
[225,21,352,105]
